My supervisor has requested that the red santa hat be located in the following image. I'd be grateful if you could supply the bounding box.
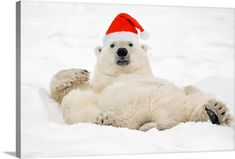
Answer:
[103,13,149,46]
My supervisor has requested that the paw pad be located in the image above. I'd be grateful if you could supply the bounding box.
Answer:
[96,112,114,126]
[204,99,232,126]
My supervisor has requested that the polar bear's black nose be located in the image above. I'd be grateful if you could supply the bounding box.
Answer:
[117,48,128,57]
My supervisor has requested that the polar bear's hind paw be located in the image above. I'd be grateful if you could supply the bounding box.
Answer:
[138,122,157,131]
[204,99,232,126]
[205,107,220,124]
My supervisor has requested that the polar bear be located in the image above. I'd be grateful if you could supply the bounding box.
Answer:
[50,41,232,131]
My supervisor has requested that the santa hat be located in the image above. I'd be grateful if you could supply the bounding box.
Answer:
[103,13,149,46]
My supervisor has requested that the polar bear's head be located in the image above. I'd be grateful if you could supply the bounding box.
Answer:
[93,41,152,78]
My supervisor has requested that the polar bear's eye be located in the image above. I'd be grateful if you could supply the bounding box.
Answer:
[110,43,115,48]
[129,43,133,47]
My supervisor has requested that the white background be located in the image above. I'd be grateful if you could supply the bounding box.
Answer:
[0,0,234,159]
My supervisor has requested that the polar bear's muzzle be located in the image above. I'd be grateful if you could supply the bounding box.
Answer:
[116,48,130,66]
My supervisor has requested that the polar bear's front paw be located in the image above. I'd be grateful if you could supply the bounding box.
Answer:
[56,69,90,90]
[55,70,88,90]
[96,111,114,126]
[51,69,90,102]
[204,99,232,126]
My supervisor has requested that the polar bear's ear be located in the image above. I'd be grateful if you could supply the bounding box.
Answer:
[141,44,148,52]
[95,46,102,56]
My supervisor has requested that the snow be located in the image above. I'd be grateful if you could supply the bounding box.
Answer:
[21,1,234,158]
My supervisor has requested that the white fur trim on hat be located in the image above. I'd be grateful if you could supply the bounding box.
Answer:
[103,32,140,47]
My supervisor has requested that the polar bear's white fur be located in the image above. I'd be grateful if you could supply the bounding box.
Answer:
[51,41,232,131]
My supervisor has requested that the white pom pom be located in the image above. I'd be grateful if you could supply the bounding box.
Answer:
[140,30,150,40]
